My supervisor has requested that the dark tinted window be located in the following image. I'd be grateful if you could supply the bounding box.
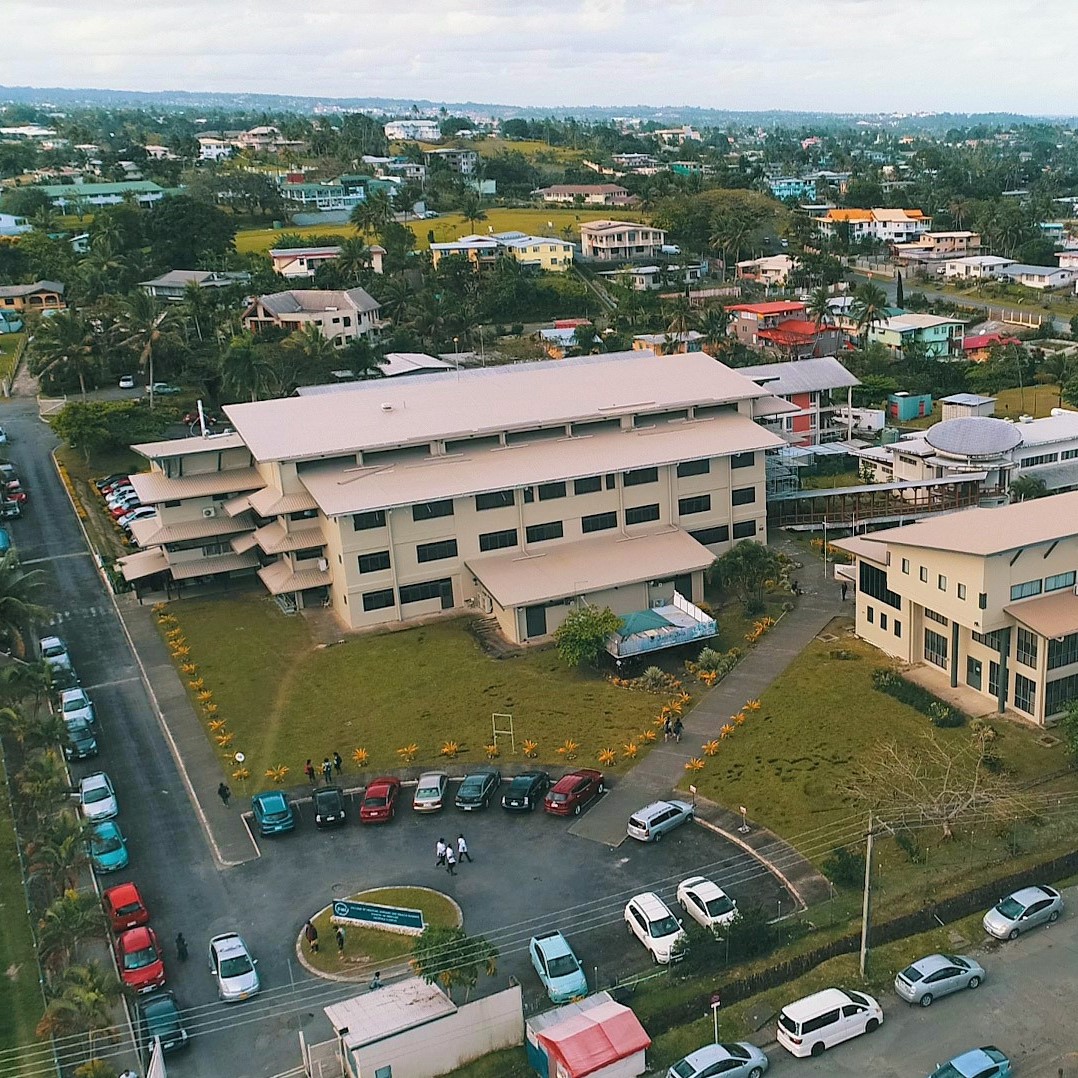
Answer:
[526,521,564,543]
[478,528,518,552]
[731,486,756,506]
[678,495,711,515]
[625,503,660,525]
[416,539,458,563]
[475,489,514,511]
[801,1009,840,1034]
[624,467,658,487]
[732,520,757,539]
[353,509,386,530]
[731,451,755,469]
[582,511,617,533]
[676,458,709,477]
[412,500,454,521]
[399,578,452,604]
[574,476,602,495]
[691,525,730,545]
[362,589,394,611]
[358,550,391,573]
[538,482,566,501]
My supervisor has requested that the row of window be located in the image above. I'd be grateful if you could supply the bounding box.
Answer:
[865,605,902,638]
[1010,571,1076,602]
[902,558,981,607]
[361,577,453,611]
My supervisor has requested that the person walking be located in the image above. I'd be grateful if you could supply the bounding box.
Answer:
[304,919,319,953]
[335,925,345,955]
[672,717,683,743]
[663,716,673,742]
[304,759,317,785]
[841,581,848,601]
[321,757,333,784]
[175,933,188,961]
[217,782,231,807]
[333,751,343,775]
[457,833,472,863]
[435,838,447,867]
[445,846,457,875]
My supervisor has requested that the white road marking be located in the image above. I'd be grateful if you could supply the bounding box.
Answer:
[82,676,141,691]
[21,551,93,565]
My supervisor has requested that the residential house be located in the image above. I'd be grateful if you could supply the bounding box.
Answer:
[611,153,659,170]
[962,333,1022,362]
[579,220,668,262]
[1056,251,1078,271]
[894,231,982,258]
[735,254,796,287]
[943,255,1016,280]
[360,155,428,182]
[140,269,249,302]
[726,301,807,347]
[630,331,706,355]
[739,356,861,445]
[269,245,385,278]
[539,326,598,359]
[534,184,636,206]
[608,263,706,291]
[816,208,931,244]
[119,351,788,642]
[754,318,843,360]
[424,148,478,175]
[241,288,382,343]
[0,280,65,313]
[868,313,965,358]
[197,136,233,161]
[834,490,1078,725]
[651,126,702,145]
[1002,264,1078,290]
[35,181,166,210]
[384,119,442,142]
[670,161,715,178]
[493,232,574,272]
[279,181,365,213]
[0,213,31,236]
[768,177,817,201]
[429,235,501,271]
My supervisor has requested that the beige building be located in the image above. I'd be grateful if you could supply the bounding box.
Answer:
[580,220,667,262]
[119,351,789,645]
[835,491,1078,725]
[241,287,382,343]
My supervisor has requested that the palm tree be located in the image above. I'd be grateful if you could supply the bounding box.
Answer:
[219,333,274,402]
[180,280,215,343]
[0,660,52,714]
[0,550,47,656]
[697,306,731,356]
[1010,476,1048,502]
[458,191,487,231]
[339,336,388,379]
[664,295,694,339]
[38,889,106,970]
[15,748,70,823]
[851,282,890,346]
[335,237,373,283]
[350,189,393,237]
[29,311,103,398]
[284,322,338,367]
[947,198,970,229]
[807,286,833,328]
[115,292,180,409]
[375,275,413,324]
[29,816,93,898]
[0,703,64,750]
[36,962,123,1041]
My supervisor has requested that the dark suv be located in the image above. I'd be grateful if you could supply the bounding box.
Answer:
[501,770,551,812]
[313,785,347,828]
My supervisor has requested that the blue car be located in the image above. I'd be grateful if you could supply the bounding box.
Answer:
[251,791,295,836]
[529,931,588,1003]
[88,820,129,874]
[929,1046,1012,1078]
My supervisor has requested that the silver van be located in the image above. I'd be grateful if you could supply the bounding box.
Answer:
[626,799,694,842]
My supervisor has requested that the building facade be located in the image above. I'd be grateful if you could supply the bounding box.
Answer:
[534,184,635,205]
[726,301,807,347]
[241,288,382,343]
[867,313,965,358]
[816,208,931,245]
[579,220,667,262]
[0,280,65,313]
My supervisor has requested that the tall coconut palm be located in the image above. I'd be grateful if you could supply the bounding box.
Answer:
[115,291,180,409]
[0,703,64,750]
[180,279,216,343]
[807,286,833,328]
[29,311,103,398]
[375,275,413,324]
[28,816,93,897]
[851,282,890,346]
[0,550,47,656]
[459,191,487,232]
[219,333,274,402]
[335,237,373,283]
[36,962,123,1040]
[340,336,388,380]
[15,748,70,823]
[283,322,338,368]
[697,305,731,356]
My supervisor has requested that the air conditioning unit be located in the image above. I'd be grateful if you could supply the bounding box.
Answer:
[317,558,329,572]
[202,506,217,518]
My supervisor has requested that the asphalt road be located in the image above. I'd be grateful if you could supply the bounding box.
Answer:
[2,396,789,1078]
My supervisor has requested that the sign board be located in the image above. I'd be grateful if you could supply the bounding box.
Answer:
[331,900,425,936]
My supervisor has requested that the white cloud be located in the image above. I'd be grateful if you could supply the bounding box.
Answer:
[4,0,1075,113]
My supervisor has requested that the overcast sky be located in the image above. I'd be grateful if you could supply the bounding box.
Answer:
[6,0,1076,115]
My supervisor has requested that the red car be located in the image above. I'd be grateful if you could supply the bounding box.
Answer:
[115,926,166,994]
[102,882,150,934]
[544,769,605,817]
[359,776,401,823]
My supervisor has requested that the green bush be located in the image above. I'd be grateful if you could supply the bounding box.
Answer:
[823,845,865,889]
[638,665,669,692]
[871,668,967,727]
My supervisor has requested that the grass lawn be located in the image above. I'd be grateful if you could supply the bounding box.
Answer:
[0,784,43,1069]
[162,597,673,780]
[0,333,25,385]
[306,887,460,978]
[800,469,863,490]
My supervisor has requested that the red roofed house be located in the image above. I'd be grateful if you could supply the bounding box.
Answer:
[528,996,650,1078]
[727,300,807,347]
[962,333,1023,363]
[756,318,843,359]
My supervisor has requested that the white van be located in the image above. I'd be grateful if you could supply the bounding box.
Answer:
[775,987,882,1057]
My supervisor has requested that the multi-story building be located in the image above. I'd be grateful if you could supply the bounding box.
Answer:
[534,184,636,206]
[739,357,860,445]
[197,136,234,161]
[241,288,382,344]
[0,280,65,313]
[34,181,166,210]
[768,177,817,201]
[867,313,965,358]
[816,208,931,245]
[424,148,478,175]
[279,181,366,213]
[835,491,1078,725]
[139,269,249,302]
[579,220,668,262]
[893,231,982,258]
[384,120,442,143]
[734,254,796,287]
[726,301,807,347]
[118,351,789,644]
[429,232,574,272]
[266,246,385,279]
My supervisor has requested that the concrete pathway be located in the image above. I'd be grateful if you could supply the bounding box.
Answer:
[571,536,843,904]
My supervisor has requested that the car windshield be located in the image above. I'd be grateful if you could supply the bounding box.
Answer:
[220,954,253,978]
[510,777,533,792]
[63,696,86,713]
[43,644,65,658]
[549,791,567,802]
[931,1065,962,1078]
[996,896,1025,919]
[417,786,441,799]
[722,1044,750,1060]
[115,900,142,916]
[92,832,123,855]
[778,1013,798,1033]
[125,945,158,969]
[83,786,110,803]
[364,796,388,808]
[648,914,679,937]
[68,721,92,738]
[670,1061,696,1078]
[546,954,579,978]
[847,990,871,1006]
[945,955,969,969]
[899,964,924,982]
[146,1004,179,1030]
[705,895,736,917]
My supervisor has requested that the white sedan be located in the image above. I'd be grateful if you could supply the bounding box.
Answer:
[208,933,260,1002]
[79,772,118,821]
[677,875,738,930]
[60,687,95,725]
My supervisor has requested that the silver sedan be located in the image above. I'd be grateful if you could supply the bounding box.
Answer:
[894,952,985,1006]
[983,884,1063,940]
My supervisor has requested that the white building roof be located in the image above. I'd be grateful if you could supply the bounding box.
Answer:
[133,432,247,459]
[879,313,964,331]
[738,356,860,395]
[925,417,1023,457]
[940,393,996,406]
[223,351,775,464]
[1014,410,1078,447]
[946,255,1015,267]
[324,978,456,1050]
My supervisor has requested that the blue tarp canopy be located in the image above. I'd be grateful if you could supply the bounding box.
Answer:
[616,609,672,638]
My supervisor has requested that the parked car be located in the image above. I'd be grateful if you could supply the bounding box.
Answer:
[0,499,20,520]
[95,474,131,493]
[627,799,694,842]
[360,776,401,822]
[250,791,295,836]
[412,771,449,813]
[529,931,588,1003]
[894,953,985,1006]
[624,892,685,964]
[666,1042,769,1078]
[63,717,99,761]
[983,884,1063,940]
[118,507,157,528]
[79,772,118,821]
[208,932,260,1002]
[676,876,738,931]
[501,770,550,812]
[118,375,136,389]
[147,382,182,396]
[455,769,501,811]
[40,635,73,673]
[60,686,95,725]
[88,820,129,873]
[138,991,188,1054]
[117,926,166,994]
[775,988,882,1058]
[927,1046,1012,1078]
[50,665,80,693]
[102,882,149,933]
[109,496,143,518]
[313,785,347,828]
[544,769,604,817]
[0,425,7,444]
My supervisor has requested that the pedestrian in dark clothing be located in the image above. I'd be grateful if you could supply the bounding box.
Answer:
[457,833,472,863]
[304,759,317,785]
[672,717,684,743]
[333,751,343,775]
[368,971,382,990]
[663,716,673,742]
[175,933,188,961]
[445,847,457,875]
[217,782,231,807]
[841,581,849,601]
[335,925,345,954]
[321,757,333,784]
[435,838,447,867]
[304,919,319,953]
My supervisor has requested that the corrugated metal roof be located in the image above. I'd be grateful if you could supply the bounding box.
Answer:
[116,548,168,581]
[128,467,264,504]
[247,488,317,517]
[132,432,247,459]
[258,560,331,595]
[739,356,861,396]
[168,551,260,580]
[1005,590,1078,638]
[250,522,325,555]
[128,512,254,547]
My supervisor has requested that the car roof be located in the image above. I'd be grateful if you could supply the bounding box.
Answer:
[682,876,726,900]
[464,769,497,779]
[910,953,950,974]
[367,775,398,790]
[629,891,673,918]
[41,635,64,647]
[141,992,179,1015]
[417,771,446,782]
[534,931,573,958]
[105,881,142,904]
[61,687,87,699]
[211,933,247,955]
[632,799,688,820]
[1011,885,1055,904]
[81,772,110,788]
[949,1049,993,1075]
[781,988,855,1020]
[314,785,343,797]
[91,819,121,834]
[254,790,287,807]
[684,1044,735,1066]
[551,769,599,789]
[120,925,153,947]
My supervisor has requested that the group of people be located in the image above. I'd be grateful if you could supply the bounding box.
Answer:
[664,715,684,742]
[303,918,346,954]
[305,753,343,785]
[436,834,472,875]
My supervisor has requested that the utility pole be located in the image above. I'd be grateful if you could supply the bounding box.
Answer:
[859,812,875,977]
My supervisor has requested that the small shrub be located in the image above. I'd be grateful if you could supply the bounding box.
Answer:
[823,845,865,889]
[895,830,924,864]
[928,701,963,728]
[872,668,967,727]
[743,596,766,617]
[696,647,724,673]
[638,666,669,692]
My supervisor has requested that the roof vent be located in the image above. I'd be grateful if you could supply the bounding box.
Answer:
[381,403,393,412]
[1019,414,1033,423]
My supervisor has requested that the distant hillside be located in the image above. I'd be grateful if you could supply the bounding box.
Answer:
[1,83,1073,130]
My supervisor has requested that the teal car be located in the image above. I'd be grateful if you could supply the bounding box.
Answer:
[89,821,129,874]
[251,791,295,836]
[929,1047,1012,1078]
[529,931,588,1003]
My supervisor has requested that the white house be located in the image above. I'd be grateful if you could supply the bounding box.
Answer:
[943,255,1016,280]
[384,119,442,142]
[0,213,31,236]
[1002,264,1078,290]
[197,136,234,161]
[735,254,796,287]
